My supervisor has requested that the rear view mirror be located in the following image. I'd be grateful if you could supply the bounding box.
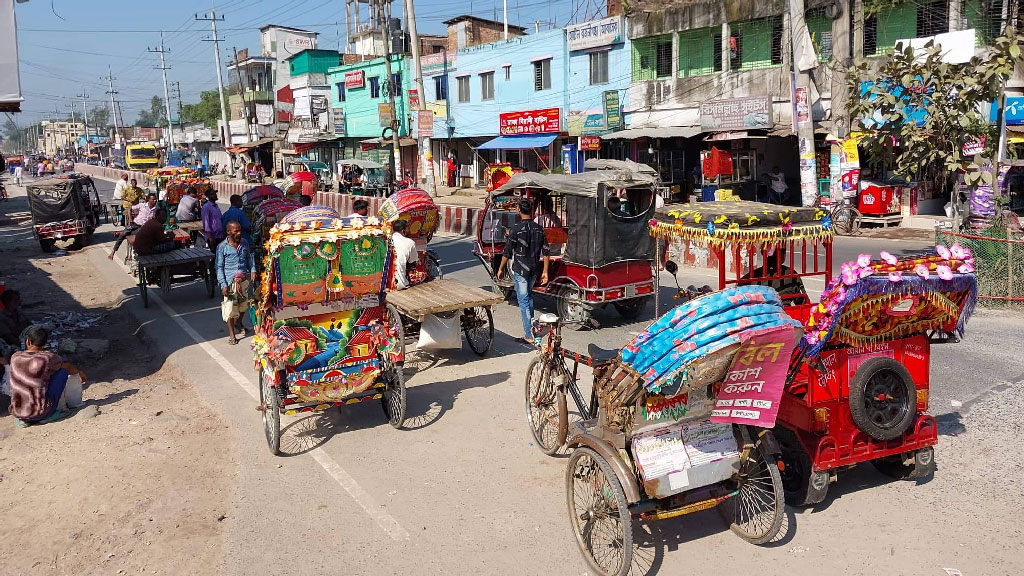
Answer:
[664,260,679,275]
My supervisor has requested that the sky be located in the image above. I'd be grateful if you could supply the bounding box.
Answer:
[12,0,602,126]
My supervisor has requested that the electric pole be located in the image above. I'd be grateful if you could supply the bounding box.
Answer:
[788,0,817,207]
[196,11,233,148]
[377,0,402,179]
[102,65,122,145]
[77,92,90,151]
[149,31,176,148]
[172,81,184,133]
[404,0,435,194]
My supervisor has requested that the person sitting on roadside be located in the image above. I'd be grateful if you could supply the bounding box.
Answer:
[221,194,252,237]
[133,208,178,256]
[391,219,419,290]
[175,188,200,222]
[8,325,87,427]
[349,199,369,218]
[299,194,312,207]
[201,189,226,251]
[110,192,158,258]
[0,290,32,348]
[216,221,255,345]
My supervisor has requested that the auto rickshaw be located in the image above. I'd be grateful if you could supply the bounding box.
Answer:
[27,175,103,252]
[252,206,406,455]
[475,170,658,327]
[651,200,978,505]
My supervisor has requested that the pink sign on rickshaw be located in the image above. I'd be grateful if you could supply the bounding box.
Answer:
[710,324,794,429]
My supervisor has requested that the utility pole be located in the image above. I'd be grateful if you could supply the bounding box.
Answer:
[171,81,184,133]
[196,11,233,148]
[102,65,122,146]
[404,0,435,194]
[77,92,90,152]
[149,31,176,148]
[377,0,402,179]
[788,0,817,207]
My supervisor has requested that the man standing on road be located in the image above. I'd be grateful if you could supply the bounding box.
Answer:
[497,198,550,344]
[13,163,23,186]
[201,189,226,252]
[220,194,252,237]
[109,192,158,258]
[216,221,255,345]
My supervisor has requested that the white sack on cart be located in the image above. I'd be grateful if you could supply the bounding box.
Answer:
[416,313,461,350]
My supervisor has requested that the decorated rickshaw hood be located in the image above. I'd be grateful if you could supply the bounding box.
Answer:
[650,200,834,246]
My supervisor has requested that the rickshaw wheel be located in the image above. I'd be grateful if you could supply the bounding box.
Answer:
[525,357,566,455]
[720,431,785,544]
[612,297,647,320]
[463,306,494,356]
[834,206,863,236]
[565,447,633,576]
[556,285,591,329]
[379,361,407,429]
[385,303,406,362]
[259,366,281,455]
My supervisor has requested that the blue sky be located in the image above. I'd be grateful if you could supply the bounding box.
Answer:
[13,0,596,125]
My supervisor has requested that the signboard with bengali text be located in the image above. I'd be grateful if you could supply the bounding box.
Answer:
[580,135,601,151]
[700,96,774,132]
[499,108,561,135]
[565,16,623,51]
[603,91,621,130]
[345,70,365,89]
[417,110,434,137]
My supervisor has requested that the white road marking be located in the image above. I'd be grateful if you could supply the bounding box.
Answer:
[110,254,410,542]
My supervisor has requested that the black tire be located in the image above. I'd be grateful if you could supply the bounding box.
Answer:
[872,446,936,480]
[834,206,862,236]
[379,361,406,429]
[566,447,633,576]
[849,357,917,441]
[612,297,647,320]
[774,426,829,507]
[525,357,566,456]
[556,284,591,329]
[385,303,406,363]
[259,366,281,455]
[39,238,54,253]
[462,306,494,356]
[720,429,785,544]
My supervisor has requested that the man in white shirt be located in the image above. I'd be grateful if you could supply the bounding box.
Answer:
[348,199,369,219]
[13,164,23,186]
[176,189,200,222]
[112,173,129,201]
[391,219,419,290]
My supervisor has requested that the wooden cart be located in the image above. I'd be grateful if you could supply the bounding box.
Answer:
[135,246,216,308]
[386,278,502,358]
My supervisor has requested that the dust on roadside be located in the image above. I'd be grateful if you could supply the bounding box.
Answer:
[0,237,236,576]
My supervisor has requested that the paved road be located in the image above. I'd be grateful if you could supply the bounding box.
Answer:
[14,175,1024,575]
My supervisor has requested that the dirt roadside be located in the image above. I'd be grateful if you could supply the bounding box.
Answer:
[0,231,236,576]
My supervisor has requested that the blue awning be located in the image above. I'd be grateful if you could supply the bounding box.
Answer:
[476,133,557,150]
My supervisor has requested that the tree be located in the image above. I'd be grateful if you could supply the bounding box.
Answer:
[135,95,166,127]
[181,90,223,130]
[848,29,1024,202]
[88,105,110,128]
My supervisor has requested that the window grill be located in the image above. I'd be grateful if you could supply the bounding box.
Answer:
[729,16,783,71]
[480,72,495,100]
[678,26,723,77]
[457,76,470,103]
[865,0,950,56]
[589,51,609,85]
[805,7,834,62]
[632,34,673,81]
[533,59,552,91]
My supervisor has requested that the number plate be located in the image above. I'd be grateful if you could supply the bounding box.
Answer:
[625,285,636,298]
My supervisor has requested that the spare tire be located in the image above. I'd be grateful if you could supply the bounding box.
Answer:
[849,357,916,441]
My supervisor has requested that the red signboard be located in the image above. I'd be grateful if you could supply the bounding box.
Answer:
[345,70,365,89]
[499,108,561,135]
[408,89,420,109]
[580,135,601,151]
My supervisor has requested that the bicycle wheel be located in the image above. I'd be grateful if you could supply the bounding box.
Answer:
[566,447,633,576]
[720,430,785,544]
[259,366,281,455]
[833,206,862,236]
[525,357,567,455]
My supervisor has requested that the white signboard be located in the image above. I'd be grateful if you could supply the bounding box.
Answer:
[255,104,274,125]
[285,36,315,52]
[565,16,623,51]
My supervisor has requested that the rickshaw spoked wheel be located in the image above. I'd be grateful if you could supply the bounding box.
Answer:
[385,303,406,361]
[462,306,494,356]
[565,447,633,576]
[556,285,591,329]
[259,366,281,455]
[379,359,407,429]
[719,430,785,544]
[525,357,566,455]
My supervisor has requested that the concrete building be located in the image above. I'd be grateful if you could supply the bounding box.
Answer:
[285,49,343,171]
[227,48,277,145]
[40,120,85,156]
[260,25,319,93]
[443,15,526,51]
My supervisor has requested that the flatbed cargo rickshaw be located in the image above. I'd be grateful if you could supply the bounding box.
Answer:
[475,171,658,327]
[526,284,795,575]
[27,175,103,252]
[253,206,406,455]
[379,188,501,358]
[649,200,977,505]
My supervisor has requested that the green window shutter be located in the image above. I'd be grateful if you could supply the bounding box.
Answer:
[874,4,917,55]
[679,27,719,77]
[632,35,671,81]
[806,10,833,62]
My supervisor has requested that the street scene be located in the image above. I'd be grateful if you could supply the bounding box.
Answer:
[1,1,1023,576]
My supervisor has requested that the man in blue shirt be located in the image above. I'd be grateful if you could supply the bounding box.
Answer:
[215,221,256,345]
[220,194,252,237]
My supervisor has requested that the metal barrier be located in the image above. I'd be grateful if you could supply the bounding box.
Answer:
[936,227,1024,305]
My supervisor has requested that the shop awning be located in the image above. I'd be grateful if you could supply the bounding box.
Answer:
[602,127,700,140]
[226,137,276,153]
[476,133,558,150]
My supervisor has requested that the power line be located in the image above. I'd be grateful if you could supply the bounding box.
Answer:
[196,10,233,146]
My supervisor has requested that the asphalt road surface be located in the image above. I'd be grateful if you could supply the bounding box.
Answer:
[39,177,1024,575]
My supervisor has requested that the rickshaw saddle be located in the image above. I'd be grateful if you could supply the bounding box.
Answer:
[587,343,619,364]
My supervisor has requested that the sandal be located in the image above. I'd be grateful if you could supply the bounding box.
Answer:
[227,336,239,345]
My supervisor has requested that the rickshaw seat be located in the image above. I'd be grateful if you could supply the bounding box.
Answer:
[537,312,560,324]
[587,343,619,365]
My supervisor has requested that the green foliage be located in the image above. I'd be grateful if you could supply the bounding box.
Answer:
[135,96,166,127]
[88,106,110,128]
[848,29,1024,201]
[181,90,223,130]
[863,0,907,17]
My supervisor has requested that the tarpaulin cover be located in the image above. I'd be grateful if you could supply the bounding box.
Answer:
[243,185,284,206]
[476,134,558,150]
[564,192,654,267]
[583,158,658,176]
[493,170,657,198]
[27,178,87,225]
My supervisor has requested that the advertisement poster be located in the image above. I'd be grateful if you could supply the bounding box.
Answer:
[795,86,809,125]
[499,108,560,135]
[710,325,794,429]
[580,135,601,151]
[603,90,622,130]
[408,89,420,109]
[345,70,365,89]
[417,110,434,137]
[839,136,862,198]
[378,103,394,128]
[332,108,345,135]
